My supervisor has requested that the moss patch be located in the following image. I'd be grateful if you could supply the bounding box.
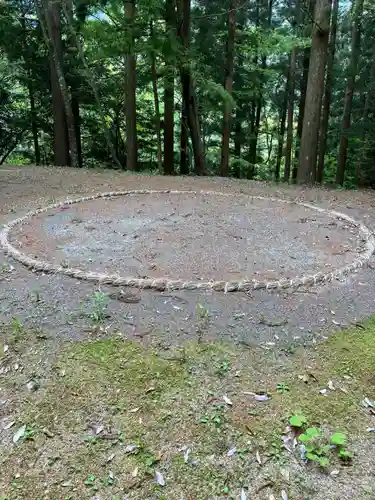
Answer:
[1,322,375,498]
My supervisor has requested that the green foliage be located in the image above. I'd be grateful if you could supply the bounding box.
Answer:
[88,291,109,323]
[294,419,353,468]
[0,0,373,186]
[289,413,307,428]
[200,403,227,430]
[276,383,290,394]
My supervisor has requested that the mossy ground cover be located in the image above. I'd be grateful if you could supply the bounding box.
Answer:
[1,319,375,499]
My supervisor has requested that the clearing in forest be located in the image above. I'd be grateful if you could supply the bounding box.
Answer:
[1,167,375,499]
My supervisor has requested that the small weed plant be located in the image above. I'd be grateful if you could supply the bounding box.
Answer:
[201,403,227,430]
[89,291,108,323]
[289,414,353,468]
[216,359,231,377]
[276,383,290,394]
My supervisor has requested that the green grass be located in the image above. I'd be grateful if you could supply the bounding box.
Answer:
[1,320,375,498]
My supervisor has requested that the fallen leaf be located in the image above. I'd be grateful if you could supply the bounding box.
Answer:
[61,480,72,487]
[155,471,165,487]
[184,448,191,463]
[94,424,104,435]
[223,395,233,406]
[332,319,341,326]
[319,389,328,395]
[281,490,288,500]
[129,408,140,413]
[362,398,375,408]
[328,380,335,391]
[146,386,156,394]
[4,421,15,430]
[227,446,237,457]
[124,444,139,454]
[13,424,26,443]
[256,450,262,465]
[106,453,116,462]
[244,392,271,402]
[42,427,54,438]
[330,469,340,476]
[3,344,9,353]
[131,467,138,477]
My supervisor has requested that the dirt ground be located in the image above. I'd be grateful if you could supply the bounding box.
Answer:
[1,165,375,499]
[1,165,375,345]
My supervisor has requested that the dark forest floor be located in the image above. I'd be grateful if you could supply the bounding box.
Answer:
[1,165,375,498]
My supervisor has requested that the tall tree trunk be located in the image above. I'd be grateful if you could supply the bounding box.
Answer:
[276,75,289,180]
[124,0,137,171]
[283,0,300,181]
[61,0,122,168]
[180,105,189,174]
[357,62,375,183]
[292,47,310,180]
[220,0,237,177]
[63,0,82,168]
[283,47,297,181]
[41,0,78,168]
[317,0,339,183]
[20,9,41,165]
[164,0,175,175]
[150,22,163,173]
[234,112,242,157]
[248,0,273,173]
[336,0,364,185]
[233,8,246,160]
[36,0,70,166]
[247,103,256,178]
[28,78,41,165]
[233,51,244,158]
[297,0,332,184]
[176,0,205,175]
[71,95,83,167]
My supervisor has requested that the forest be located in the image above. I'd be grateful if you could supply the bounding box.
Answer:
[0,0,374,186]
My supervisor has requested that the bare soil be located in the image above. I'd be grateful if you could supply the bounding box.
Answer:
[1,166,375,345]
[11,191,363,282]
